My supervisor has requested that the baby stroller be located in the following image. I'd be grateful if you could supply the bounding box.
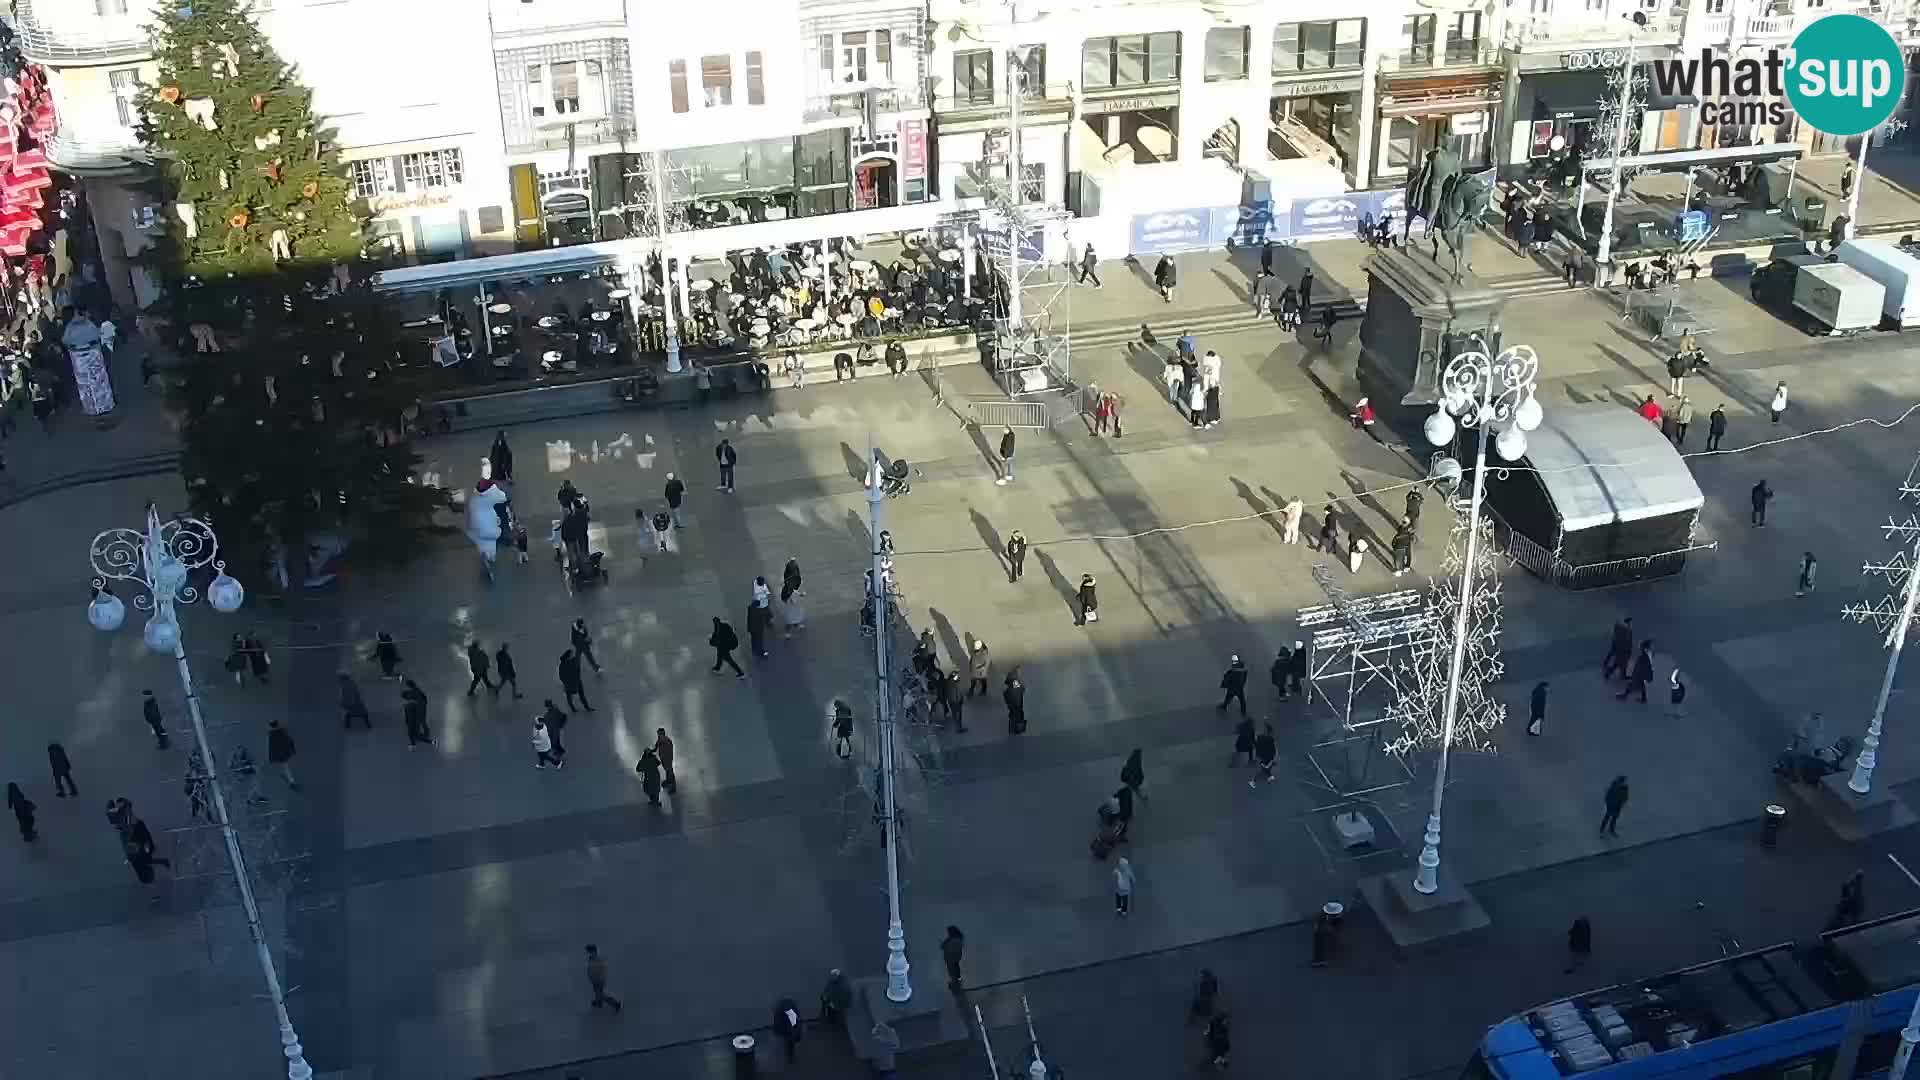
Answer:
[568,551,609,589]
[881,458,912,498]
[1091,798,1128,860]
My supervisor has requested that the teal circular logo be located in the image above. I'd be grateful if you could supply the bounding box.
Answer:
[1785,14,1906,137]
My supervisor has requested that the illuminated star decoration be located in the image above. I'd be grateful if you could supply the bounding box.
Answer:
[1382,507,1508,757]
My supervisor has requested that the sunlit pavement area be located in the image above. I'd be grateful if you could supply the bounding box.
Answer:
[7,195,1920,1077]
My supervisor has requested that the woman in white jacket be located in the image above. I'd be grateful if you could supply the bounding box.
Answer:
[466,478,510,578]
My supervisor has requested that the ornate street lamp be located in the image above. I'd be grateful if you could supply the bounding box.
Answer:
[1407,344,1541,895]
[87,503,312,1080]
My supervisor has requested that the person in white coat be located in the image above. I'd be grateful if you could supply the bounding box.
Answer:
[1348,536,1369,574]
[532,719,561,769]
[1769,381,1789,424]
[1282,496,1305,545]
[466,478,510,576]
[1186,379,1206,429]
[1113,856,1136,916]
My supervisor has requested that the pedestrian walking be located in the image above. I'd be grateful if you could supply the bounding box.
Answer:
[1191,968,1221,1023]
[1108,390,1126,438]
[1278,285,1300,331]
[871,1019,901,1077]
[1528,681,1548,736]
[716,438,738,492]
[773,998,804,1063]
[664,472,686,527]
[1563,249,1582,287]
[968,641,991,697]
[635,747,663,803]
[1077,573,1099,625]
[1217,654,1249,716]
[266,719,299,791]
[140,689,169,749]
[648,507,672,552]
[225,633,249,686]
[1121,748,1147,800]
[558,649,595,712]
[1828,869,1867,931]
[1251,724,1277,787]
[1271,647,1291,703]
[1201,350,1223,427]
[374,631,402,679]
[1005,529,1028,582]
[46,742,75,797]
[1638,394,1663,426]
[1564,916,1592,973]
[941,925,966,987]
[401,679,433,748]
[1391,519,1415,577]
[532,718,562,768]
[1667,667,1687,719]
[245,632,272,684]
[943,671,968,732]
[585,944,622,1011]
[338,671,371,727]
[1599,776,1629,836]
[1751,479,1774,526]
[1282,496,1304,544]
[570,618,602,673]
[1113,856,1136,915]
[1347,535,1369,574]
[466,641,497,697]
[1004,669,1027,734]
[1078,244,1102,287]
[1667,352,1689,397]
[1317,505,1339,552]
[831,699,856,758]
[1154,254,1178,302]
[1769,381,1789,423]
[654,728,677,792]
[1601,617,1634,680]
[1673,397,1695,446]
[1288,640,1306,696]
[495,643,522,699]
[747,598,773,658]
[7,782,35,842]
[1797,551,1818,596]
[487,429,514,484]
[1617,641,1654,703]
[1707,404,1728,451]
[1232,716,1255,766]
[709,616,746,677]
[995,426,1016,485]
[1205,1013,1233,1069]
[1299,268,1315,316]
[1406,487,1424,530]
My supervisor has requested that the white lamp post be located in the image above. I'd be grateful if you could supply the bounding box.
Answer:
[866,452,912,1003]
[1594,12,1649,276]
[1413,344,1541,894]
[649,149,684,374]
[87,503,312,1080]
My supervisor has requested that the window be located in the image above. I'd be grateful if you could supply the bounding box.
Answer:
[538,168,589,198]
[1704,0,1727,11]
[746,51,765,105]
[1273,19,1366,73]
[108,67,140,127]
[670,60,689,114]
[828,30,893,87]
[350,159,391,199]
[955,50,994,105]
[551,61,581,114]
[1444,13,1481,62]
[1017,45,1046,97]
[401,148,463,189]
[1405,15,1435,63]
[1385,117,1419,171]
[1018,162,1044,204]
[527,64,546,117]
[1205,27,1250,81]
[1081,33,1182,90]
[702,54,733,107]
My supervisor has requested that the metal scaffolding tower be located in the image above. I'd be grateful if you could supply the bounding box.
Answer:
[1295,566,1433,798]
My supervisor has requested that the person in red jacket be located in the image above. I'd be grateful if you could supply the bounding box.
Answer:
[1638,394,1663,425]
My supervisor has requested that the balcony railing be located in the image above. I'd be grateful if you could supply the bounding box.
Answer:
[505,118,636,156]
[1505,11,1684,47]
[10,0,152,65]
[1745,14,1792,36]
[1698,13,1733,39]
[1381,41,1503,71]
[932,82,1076,116]
[44,132,153,173]
[802,85,925,123]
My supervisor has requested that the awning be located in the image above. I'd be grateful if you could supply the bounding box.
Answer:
[371,239,631,293]
[1581,140,1803,174]
[1524,404,1704,533]
[1528,70,1611,120]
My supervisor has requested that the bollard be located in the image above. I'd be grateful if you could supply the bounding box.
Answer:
[731,1034,757,1079]
[1762,803,1787,849]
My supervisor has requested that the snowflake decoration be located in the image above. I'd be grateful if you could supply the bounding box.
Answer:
[1382,505,1507,757]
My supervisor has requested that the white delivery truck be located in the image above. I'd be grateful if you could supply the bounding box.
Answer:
[1793,261,1885,336]
[1836,237,1920,329]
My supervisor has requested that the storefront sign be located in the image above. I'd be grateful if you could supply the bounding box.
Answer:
[369,189,456,215]
[1272,75,1364,98]
[1082,91,1181,116]
[1562,48,1633,71]
[1450,112,1487,135]
[900,119,928,181]
[1289,190,1407,241]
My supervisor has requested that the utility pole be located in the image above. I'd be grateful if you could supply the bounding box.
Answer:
[649,149,683,373]
[867,448,912,1002]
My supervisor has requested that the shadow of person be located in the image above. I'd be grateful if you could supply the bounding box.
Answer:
[929,606,965,674]
[840,442,870,484]
[1338,469,1393,532]
[1032,547,1082,625]
[969,508,1008,580]
[1229,477,1286,542]
[964,420,1000,477]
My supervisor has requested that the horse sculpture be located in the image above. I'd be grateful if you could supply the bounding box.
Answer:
[1400,147,1461,248]
[1430,171,1494,283]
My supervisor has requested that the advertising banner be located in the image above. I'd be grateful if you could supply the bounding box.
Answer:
[1130,208,1212,253]
[1290,189,1407,242]
[68,345,114,417]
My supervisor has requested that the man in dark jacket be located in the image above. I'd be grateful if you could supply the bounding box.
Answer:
[571,618,602,673]
[885,339,908,376]
[1270,647,1292,702]
[1217,655,1249,716]
[1003,669,1027,734]
[466,642,497,697]
[709,617,745,677]
[1600,776,1630,836]
[715,439,738,493]
[1617,642,1654,703]
[141,689,169,749]
[47,742,75,797]
[664,472,686,527]
[495,643,521,699]
[1751,479,1773,526]
[402,680,433,747]
[559,649,594,712]
[1707,405,1729,451]
[1528,681,1549,736]
[266,719,299,791]
[1288,641,1307,696]
[1602,617,1634,680]
[1005,530,1028,582]
[995,426,1016,486]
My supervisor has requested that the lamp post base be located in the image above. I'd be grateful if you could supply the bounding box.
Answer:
[1357,864,1490,950]
[1783,770,1919,843]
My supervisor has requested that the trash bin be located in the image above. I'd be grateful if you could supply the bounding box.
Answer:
[1762,803,1787,848]
[731,1034,757,1078]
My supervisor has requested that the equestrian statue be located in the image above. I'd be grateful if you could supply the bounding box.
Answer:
[1400,147,1461,247]
[1431,170,1494,283]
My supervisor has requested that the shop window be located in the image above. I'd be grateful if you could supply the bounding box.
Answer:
[670,60,689,114]
[350,159,392,199]
[527,64,546,117]
[109,67,141,127]
[956,50,994,104]
[1205,27,1250,82]
[747,51,765,105]
[1385,117,1419,172]
[527,59,605,121]
[702,55,733,107]
[401,149,464,190]
[1273,20,1366,74]
[1081,33,1182,90]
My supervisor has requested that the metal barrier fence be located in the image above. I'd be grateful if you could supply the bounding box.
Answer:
[967,399,1052,428]
[1494,514,1717,590]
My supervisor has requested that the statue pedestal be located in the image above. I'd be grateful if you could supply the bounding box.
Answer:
[1358,248,1507,418]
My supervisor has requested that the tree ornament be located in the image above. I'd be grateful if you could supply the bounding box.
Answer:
[159,85,182,105]
[250,94,266,113]
[253,128,281,151]
[301,180,318,199]
[262,158,282,182]
[228,208,249,229]
[184,98,217,130]
[217,168,229,191]
[218,43,241,77]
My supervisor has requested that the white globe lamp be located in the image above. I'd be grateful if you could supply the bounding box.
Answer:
[143,612,181,653]
[209,570,246,614]
[88,589,126,632]
[1495,425,1529,462]
[1423,409,1457,448]
[1514,394,1544,432]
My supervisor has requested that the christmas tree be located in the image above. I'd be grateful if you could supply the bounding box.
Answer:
[137,0,449,578]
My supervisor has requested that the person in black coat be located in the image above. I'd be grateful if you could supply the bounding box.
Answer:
[559,649,594,712]
[495,643,521,699]
[1077,574,1098,626]
[772,997,804,1063]
[489,430,514,484]
[141,689,169,749]
[571,619,602,673]
[46,742,75,797]
[1288,641,1307,696]
[466,642,497,697]
[1617,641,1654,703]
[1601,617,1634,680]
[7,782,35,841]
[1120,748,1146,799]
[1564,916,1592,973]
[1252,724,1278,785]
[1005,530,1028,582]
[1217,655,1249,716]
[401,679,433,747]
[709,617,745,677]
[943,671,968,733]
[374,631,402,679]
[1232,717,1255,766]
[1003,669,1027,734]
[1528,681,1549,736]
[1154,255,1178,302]
[996,426,1017,485]
[1271,647,1291,702]
[1599,776,1629,836]
[1298,268,1315,315]
[1828,869,1867,931]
